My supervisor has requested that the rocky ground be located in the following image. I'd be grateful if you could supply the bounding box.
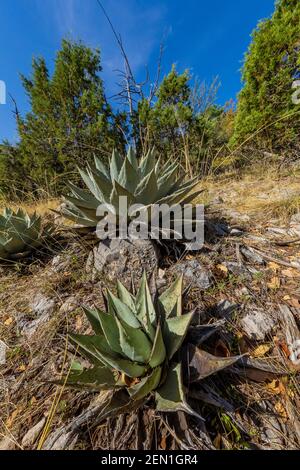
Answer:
[0,163,300,450]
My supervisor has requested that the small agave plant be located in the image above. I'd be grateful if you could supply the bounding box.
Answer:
[60,147,202,232]
[0,208,53,260]
[65,273,199,416]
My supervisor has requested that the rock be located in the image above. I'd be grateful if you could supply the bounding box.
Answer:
[30,293,56,317]
[229,228,244,237]
[223,261,251,280]
[278,304,300,363]
[173,260,212,290]
[21,417,46,448]
[224,210,250,223]
[240,246,265,265]
[261,415,286,449]
[50,254,71,273]
[235,286,250,297]
[86,238,160,286]
[245,235,269,244]
[266,227,289,236]
[216,300,239,319]
[0,340,7,365]
[240,306,277,341]
[18,293,56,337]
[59,296,79,314]
[290,212,300,225]
[0,437,16,450]
[289,224,300,237]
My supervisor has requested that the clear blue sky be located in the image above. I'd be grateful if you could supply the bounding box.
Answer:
[0,0,276,143]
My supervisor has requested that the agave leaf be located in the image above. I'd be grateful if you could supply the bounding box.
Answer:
[155,362,203,419]
[110,180,134,212]
[64,194,99,211]
[148,322,166,368]
[2,236,26,254]
[170,175,199,194]
[135,169,159,205]
[117,281,136,311]
[107,290,141,328]
[159,275,183,318]
[82,307,103,335]
[66,365,117,390]
[110,149,123,181]
[93,155,110,179]
[96,309,123,355]
[156,163,179,199]
[180,188,205,205]
[188,345,245,383]
[63,200,100,223]
[136,271,156,340]
[116,317,152,363]
[139,148,156,178]
[159,156,177,175]
[95,349,146,378]
[68,182,99,208]
[5,214,27,232]
[78,168,101,200]
[117,157,139,194]
[59,206,98,227]
[154,155,161,175]
[127,147,138,171]
[128,366,162,400]
[163,312,194,360]
[69,333,119,364]
[157,179,200,206]
[87,167,112,203]
[0,244,9,259]
[95,389,146,426]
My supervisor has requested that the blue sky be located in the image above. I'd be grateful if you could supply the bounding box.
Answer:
[0,0,276,143]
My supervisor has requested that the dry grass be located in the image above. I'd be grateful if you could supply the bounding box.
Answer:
[198,160,300,224]
[1,160,300,449]
[0,198,59,216]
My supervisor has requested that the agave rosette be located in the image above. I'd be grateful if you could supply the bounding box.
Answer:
[0,207,53,260]
[60,147,202,234]
[65,273,200,416]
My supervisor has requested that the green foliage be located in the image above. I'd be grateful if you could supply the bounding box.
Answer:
[0,208,53,260]
[132,66,227,173]
[60,146,202,230]
[64,273,197,415]
[0,40,125,197]
[232,0,300,150]
[0,46,231,199]
[0,142,27,199]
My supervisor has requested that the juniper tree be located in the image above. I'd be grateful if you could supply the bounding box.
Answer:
[232,0,300,151]
[3,40,125,195]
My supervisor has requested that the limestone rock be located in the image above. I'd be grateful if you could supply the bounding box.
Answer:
[18,293,56,337]
[21,417,46,448]
[0,437,16,450]
[173,260,212,290]
[86,238,160,286]
[240,306,277,340]
[0,340,7,365]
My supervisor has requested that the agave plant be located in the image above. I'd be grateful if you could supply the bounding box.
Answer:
[60,147,202,235]
[0,208,53,260]
[64,272,201,416]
